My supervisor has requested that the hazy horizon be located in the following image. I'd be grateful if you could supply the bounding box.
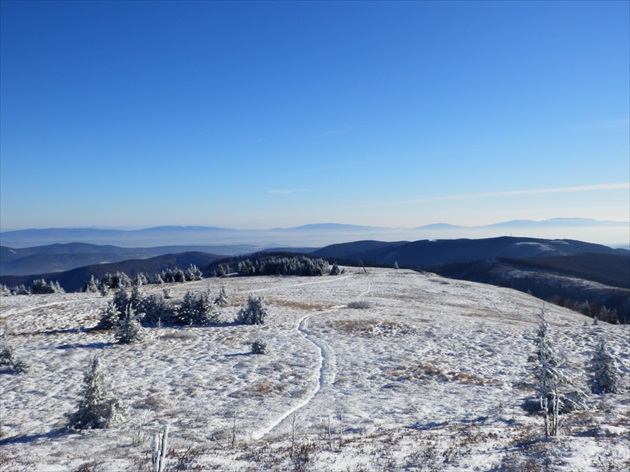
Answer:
[1,2,628,231]
[1,217,629,248]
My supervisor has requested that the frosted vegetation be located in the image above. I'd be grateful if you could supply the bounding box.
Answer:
[0,267,628,471]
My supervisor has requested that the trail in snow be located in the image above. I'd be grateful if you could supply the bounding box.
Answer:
[251,275,372,440]
[251,309,340,440]
[246,274,351,294]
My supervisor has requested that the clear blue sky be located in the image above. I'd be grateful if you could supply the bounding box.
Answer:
[1,1,628,231]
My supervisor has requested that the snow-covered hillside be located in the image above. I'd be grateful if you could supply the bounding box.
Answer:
[1,268,628,471]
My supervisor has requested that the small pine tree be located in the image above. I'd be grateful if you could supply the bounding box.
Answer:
[588,337,620,394]
[534,309,567,436]
[215,286,229,307]
[140,293,175,326]
[68,356,123,430]
[0,331,29,374]
[236,296,268,325]
[330,263,341,276]
[84,275,100,293]
[177,291,218,325]
[116,307,144,344]
[185,264,203,281]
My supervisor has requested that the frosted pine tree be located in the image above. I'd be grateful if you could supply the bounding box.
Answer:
[215,286,229,307]
[84,275,100,293]
[0,330,28,374]
[177,291,218,325]
[116,306,144,344]
[588,337,620,394]
[236,295,268,325]
[68,356,123,430]
[534,309,567,436]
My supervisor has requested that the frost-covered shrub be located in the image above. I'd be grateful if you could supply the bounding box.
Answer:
[13,284,31,295]
[0,332,29,374]
[177,291,218,325]
[252,339,267,355]
[68,356,123,430]
[330,263,342,276]
[116,307,144,344]
[588,337,621,394]
[236,296,268,325]
[348,300,373,309]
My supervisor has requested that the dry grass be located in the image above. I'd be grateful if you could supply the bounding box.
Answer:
[387,363,494,385]
[271,299,335,311]
[331,319,416,337]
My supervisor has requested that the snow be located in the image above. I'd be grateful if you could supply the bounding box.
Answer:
[1,268,628,471]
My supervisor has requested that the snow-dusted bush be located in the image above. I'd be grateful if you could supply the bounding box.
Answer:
[348,300,373,309]
[0,332,29,374]
[252,339,267,355]
[116,307,144,344]
[588,337,621,394]
[177,291,219,325]
[330,263,342,276]
[236,296,268,325]
[68,356,123,430]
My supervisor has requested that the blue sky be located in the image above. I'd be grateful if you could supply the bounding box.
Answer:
[1,1,628,231]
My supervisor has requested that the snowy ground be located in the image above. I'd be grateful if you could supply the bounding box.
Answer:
[1,268,628,471]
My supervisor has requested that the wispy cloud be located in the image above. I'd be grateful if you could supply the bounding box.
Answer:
[268,188,309,195]
[358,183,630,208]
[314,128,354,138]
[561,118,630,134]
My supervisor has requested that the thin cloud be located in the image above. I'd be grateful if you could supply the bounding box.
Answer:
[268,188,309,195]
[315,128,354,137]
[561,118,630,134]
[357,183,630,208]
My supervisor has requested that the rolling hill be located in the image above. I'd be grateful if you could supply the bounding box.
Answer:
[0,268,627,470]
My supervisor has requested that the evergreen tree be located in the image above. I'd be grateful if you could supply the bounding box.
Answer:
[139,293,175,326]
[588,337,620,394]
[84,275,100,293]
[236,296,268,325]
[177,291,218,325]
[215,286,229,307]
[68,356,123,430]
[0,331,28,374]
[185,264,203,281]
[534,309,567,436]
[116,307,144,344]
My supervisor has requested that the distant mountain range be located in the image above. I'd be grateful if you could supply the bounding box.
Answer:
[313,236,628,267]
[0,243,261,276]
[1,218,628,248]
